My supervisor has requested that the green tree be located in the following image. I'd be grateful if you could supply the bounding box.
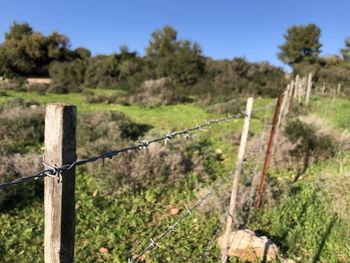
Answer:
[278,24,322,67]
[146,26,204,85]
[49,60,86,92]
[0,22,72,77]
[340,37,350,62]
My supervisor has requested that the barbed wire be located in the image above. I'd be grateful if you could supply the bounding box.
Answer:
[0,112,245,190]
[0,103,275,190]
[128,159,245,263]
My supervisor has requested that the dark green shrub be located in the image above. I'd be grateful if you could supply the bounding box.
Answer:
[84,55,120,89]
[49,60,86,92]
[47,85,69,94]
[132,78,188,107]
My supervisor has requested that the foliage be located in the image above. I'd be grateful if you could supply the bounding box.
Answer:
[0,99,44,155]
[278,24,321,67]
[132,78,190,107]
[145,26,205,85]
[49,60,86,92]
[0,22,79,77]
[340,37,350,62]
[250,153,350,262]
[192,57,286,103]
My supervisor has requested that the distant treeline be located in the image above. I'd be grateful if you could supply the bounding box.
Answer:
[1,22,350,102]
[0,22,286,102]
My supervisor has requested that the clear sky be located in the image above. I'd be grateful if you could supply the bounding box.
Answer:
[1,0,350,70]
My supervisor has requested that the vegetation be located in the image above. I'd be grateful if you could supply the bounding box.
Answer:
[0,22,286,104]
[278,24,322,67]
[0,19,350,263]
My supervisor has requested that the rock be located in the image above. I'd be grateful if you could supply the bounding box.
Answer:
[99,247,109,254]
[218,229,278,262]
[170,207,180,216]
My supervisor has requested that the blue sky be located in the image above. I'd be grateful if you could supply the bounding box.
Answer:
[1,0,350,70]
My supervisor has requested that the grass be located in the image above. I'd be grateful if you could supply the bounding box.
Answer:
[250,152,350,262]
[310,97,350,129]
[0,90,271,168]
[0,90,272,262]
[1,89,349,262]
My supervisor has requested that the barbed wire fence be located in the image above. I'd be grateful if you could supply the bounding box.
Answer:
[0,100,279,262]
[0,112,246,190]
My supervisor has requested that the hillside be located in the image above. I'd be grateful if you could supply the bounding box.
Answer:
[0,87,349,262]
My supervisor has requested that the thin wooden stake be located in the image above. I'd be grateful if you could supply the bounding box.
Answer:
[221,97,253,263]
[288,80,296,114]
[305,72,312,105]
[271,88,289,164]
[44,104,76,263]
[255,94,283,208]
[337,83,341,98]
[294,75,299,100]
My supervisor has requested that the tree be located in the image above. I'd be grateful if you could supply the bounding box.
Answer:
[278,24,322,67]
[145,26,204,85]
[340,37,350,62]
[0,22,72,77]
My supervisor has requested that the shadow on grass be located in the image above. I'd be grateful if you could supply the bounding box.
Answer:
[312,215,338,263]
[0,180,43,213]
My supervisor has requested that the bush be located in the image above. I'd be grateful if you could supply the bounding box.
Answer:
[47,85,69,94]
[84,55,120,89]
[132,78,188,107]
[0,153,42,208]
[0,99,44,155]
[77,111,151,158]
[91,137,223,195]
[49,60,86,92]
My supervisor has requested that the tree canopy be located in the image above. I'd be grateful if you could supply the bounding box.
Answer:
[278,24,322,67]
[146,26,204,85]
[340,37,350,62]
[0,22,87,77]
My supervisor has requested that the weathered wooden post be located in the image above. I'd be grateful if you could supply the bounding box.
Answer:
[305,72,313,105]
[255,94,283,208]
[221,97,253,263]
[44,104,77,263]
[337,83,341,98]
[294,75,299,100]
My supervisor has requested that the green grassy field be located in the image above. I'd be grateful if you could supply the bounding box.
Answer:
[0,90,349,262]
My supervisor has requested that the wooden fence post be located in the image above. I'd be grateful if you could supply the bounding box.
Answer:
[288,80,296,113]
[294,75,299,100]
[255,94,283,208]
[322,82,326,95]
[221,97,253,263]
[337,83,341,98]
[305,73,312,105]
[44,104,77,263]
